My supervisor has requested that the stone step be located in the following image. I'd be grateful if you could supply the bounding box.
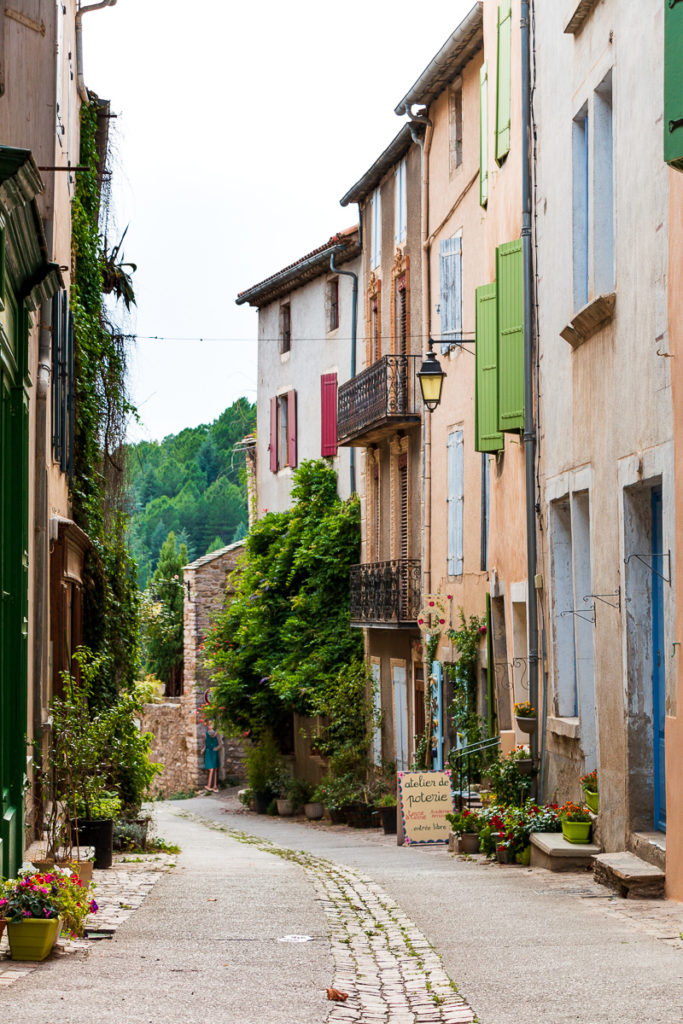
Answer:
[530,831,602,872]
[593,851,665,899]
[629,831,666,871]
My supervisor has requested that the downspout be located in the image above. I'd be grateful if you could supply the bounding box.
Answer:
[75,0,117,105]
[521,0,539,758]
[33,299,52,745]
[330,248,358,495]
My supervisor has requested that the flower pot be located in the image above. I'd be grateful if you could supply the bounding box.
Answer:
[74,819,114,869]
[114,816,150,851]
[253,791,271,814]
[0,918,6,941]
[460,832,480,854]
[68,860,94,886]
[516,758,534,775]
[7,917,61,961]
[379,805,397,835]
[304,802,324,820]
[276,799,294,817]
[583,789,599,814]
[561,819,592,844]
[515,715,537,734]
[327,807,348,824]
[496,846,510,864]
[346,802,375,828]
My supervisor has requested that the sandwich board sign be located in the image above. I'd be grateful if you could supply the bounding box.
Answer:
[397,769,454,845]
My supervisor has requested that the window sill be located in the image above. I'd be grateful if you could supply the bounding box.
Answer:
[548,716,580,740]
[564,0,600,35]
[560,292,615,349]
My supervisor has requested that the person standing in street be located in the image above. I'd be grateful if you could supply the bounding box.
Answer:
[202,721,221,792]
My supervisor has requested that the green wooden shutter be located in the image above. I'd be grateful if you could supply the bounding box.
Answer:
[495,0,512,165]
[496,239,524,432]
[475,283,503,452]
[665,0,683,171]
[480,61,489,206]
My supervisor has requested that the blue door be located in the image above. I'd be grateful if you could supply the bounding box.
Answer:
[651,487,666,831]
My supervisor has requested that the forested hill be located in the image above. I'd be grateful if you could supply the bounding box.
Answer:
[126,398,256,588]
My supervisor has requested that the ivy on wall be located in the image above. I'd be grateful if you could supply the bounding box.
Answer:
[71,102,139,703]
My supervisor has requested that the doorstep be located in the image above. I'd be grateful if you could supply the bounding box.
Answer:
[629,831,666,872]
[593,851,665,899]
[530,831,601,872]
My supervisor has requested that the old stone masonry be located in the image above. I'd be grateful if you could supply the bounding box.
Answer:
[229,829,475,1024]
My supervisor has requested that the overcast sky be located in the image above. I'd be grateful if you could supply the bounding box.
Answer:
[84,0,473,442]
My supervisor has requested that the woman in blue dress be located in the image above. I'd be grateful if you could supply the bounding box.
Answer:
[202,721,221,792]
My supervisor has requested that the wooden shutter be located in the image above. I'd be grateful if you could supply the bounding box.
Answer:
[665,0,683,170]
[320,373,338,457]
[287,389,297,468]
[475,283,503,452]
[496,239,524,432]
[495,0,512,165]
[447,429,464,576]
[398,453,408,560]
[269,396,278,473]
[480,61,489,206]
[439,236,462,351]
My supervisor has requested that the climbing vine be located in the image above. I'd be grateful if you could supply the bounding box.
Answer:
[71,102,139,702]
[446,610,486,748]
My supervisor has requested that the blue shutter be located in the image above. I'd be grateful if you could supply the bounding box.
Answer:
[431,661,444,770]
[439,236,462,353]
[447,429,464,576]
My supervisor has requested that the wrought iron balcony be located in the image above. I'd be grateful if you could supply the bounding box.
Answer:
[349,559,421,628]
[337,354,421,445]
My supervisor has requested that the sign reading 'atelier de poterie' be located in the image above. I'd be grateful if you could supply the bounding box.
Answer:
[397,770,454,845]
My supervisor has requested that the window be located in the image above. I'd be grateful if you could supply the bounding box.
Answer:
[495,0,512,164]
[269,390,297,472]
[394,159,407,244]
[447,429,464,576]
[371,187,382,270]
[320,373,338,457]
[439,234,462,351]
[55,1,65,143]
[572,105,589,310]
[479,62,488,207]
[449,82,463,174]
[395,273,407,356]
[326,277,339,332]
[279,303,291,354]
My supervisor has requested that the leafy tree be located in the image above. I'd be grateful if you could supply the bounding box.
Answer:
[141,531,187,696]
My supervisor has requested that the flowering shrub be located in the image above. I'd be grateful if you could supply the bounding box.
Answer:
[560,800,591,823]
[513,701,536,717]
[0,867,98,936]
[470,801,561,857]
[445,807,480,834]
[580,769,598,793]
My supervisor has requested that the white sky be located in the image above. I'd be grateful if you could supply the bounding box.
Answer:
[84,0,473,442]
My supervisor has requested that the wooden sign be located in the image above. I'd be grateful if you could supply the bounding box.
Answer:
[397,770,454,845]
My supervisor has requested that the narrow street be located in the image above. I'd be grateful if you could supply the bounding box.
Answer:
[2,794,682,1024]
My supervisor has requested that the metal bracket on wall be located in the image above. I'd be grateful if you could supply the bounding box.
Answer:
[624,551,672,585]
[583,588,621,612]
[560,604,596,626]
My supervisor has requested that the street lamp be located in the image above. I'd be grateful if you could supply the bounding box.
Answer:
[417,345,446,412]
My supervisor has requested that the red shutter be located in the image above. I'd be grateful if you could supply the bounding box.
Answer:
[287,389,297,469]
[320,373,338,457]
[269,396,278,473]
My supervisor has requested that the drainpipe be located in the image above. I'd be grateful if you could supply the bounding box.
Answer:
[75,0,117,105]
[410,115,433,601]
[521,0,539,759]
[330,249,358,495]
[33,299,52,746]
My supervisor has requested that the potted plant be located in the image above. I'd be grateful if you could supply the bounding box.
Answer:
[580,769,599,814]
[560,801,593,843]
[304,786,325,820]
[510,744,535,776]
[244,731,282,813]
[514,701,537,734]
[286,776,313,815]
[0,867,98,960]
[446,807,480,853]
[376,793,398,834]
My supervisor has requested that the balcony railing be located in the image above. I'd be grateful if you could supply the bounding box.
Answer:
[337,354,421,445]
[349,559,421,627]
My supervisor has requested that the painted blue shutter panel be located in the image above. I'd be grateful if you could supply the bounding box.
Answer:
[447,429,464,576]
[439,237,462,353]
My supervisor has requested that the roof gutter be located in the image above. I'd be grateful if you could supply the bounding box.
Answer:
[236,241,351,308]
[76,1,117,105]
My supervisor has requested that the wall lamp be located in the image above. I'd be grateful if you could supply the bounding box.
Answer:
[417,345,446,412]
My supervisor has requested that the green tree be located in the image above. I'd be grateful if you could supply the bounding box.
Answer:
[142,531,187,696]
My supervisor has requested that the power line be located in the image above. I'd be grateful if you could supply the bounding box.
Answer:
[124,331,476,344]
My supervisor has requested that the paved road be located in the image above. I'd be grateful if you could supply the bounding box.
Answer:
[2,794,683,1023]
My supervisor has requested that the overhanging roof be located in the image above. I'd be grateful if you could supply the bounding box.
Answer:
[394,3,484,116]
[340,123,420,208]
[236,227,359,308]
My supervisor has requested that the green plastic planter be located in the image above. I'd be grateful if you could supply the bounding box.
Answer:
[583,789,598,814]
[561,819,592,844]
[7,918,61,961]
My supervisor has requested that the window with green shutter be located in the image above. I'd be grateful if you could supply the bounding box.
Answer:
[665,0,683,171]
[496,239,524,432]
[480,61,489,207]
[475,283,503,453]
[495,0,512,165]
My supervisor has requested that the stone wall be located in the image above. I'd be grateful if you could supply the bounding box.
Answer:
[182,541,247,790]
[141,701,188,799]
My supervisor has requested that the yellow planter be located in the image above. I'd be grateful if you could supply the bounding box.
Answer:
[7,917,61,961]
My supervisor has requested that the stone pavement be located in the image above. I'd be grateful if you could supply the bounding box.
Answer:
[0,852,176,989]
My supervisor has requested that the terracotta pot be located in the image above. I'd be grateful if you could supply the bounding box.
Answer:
[304,802,324,820]
[460,832,480,854]
[515,715,537,734]
[496,846,510,864]
[276,799,294,817]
